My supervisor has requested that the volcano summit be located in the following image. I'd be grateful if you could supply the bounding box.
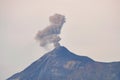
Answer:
[7,46,120,80]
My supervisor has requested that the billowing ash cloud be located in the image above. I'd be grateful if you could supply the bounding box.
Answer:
[35,14,65,48]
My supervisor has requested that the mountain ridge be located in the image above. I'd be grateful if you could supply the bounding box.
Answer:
[7,46,120,80]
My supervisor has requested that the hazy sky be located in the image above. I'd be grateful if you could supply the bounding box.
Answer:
[0,0,120,79]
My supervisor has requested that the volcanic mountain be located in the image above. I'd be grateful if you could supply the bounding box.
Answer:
[7,46,120,80]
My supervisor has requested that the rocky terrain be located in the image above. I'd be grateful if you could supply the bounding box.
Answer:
[7,46,120,80]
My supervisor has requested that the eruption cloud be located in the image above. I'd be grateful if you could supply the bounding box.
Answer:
[35,14,65,48]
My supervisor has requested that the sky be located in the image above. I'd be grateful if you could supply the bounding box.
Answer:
[0,0,120,79]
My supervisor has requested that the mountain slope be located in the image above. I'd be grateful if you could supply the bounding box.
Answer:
[7,46,120,80]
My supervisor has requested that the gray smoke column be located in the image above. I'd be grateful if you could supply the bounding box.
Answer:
[35,14,65,48]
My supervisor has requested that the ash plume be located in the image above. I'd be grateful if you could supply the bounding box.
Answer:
[35,14,65,48]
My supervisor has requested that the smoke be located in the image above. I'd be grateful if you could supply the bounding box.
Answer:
[35,13,65,48]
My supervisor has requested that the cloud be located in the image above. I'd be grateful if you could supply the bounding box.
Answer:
[35,13,65,48]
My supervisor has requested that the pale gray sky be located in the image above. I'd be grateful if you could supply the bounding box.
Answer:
[0,0,120,79]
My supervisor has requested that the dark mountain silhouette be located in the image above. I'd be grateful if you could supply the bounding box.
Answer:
[7,46,120,80]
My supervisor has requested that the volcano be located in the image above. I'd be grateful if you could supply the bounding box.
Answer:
[7,46,120,80]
